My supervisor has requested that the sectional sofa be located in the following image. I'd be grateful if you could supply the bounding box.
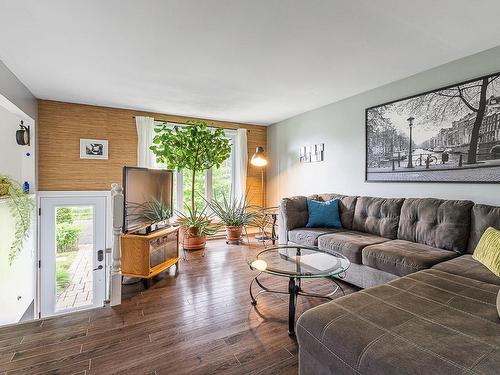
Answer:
[279,194,500,374]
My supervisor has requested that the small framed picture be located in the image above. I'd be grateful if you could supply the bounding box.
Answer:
[80,139,108,160]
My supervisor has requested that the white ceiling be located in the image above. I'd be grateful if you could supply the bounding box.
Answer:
[1,0,500,125]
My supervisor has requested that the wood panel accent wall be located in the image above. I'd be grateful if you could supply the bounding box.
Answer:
[38,100,267,206]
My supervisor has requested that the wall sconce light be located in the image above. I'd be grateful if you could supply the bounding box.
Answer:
[300,143,324,163]
[16,121,30,146]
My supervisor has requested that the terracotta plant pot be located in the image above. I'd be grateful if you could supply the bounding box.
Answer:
[225,226,243,241]
[180,226,207,251]
[0,183,9,197]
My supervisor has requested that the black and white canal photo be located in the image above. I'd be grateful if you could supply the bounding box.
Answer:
[366,72,500,183]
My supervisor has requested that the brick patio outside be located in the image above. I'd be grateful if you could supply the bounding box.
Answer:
[56,244,93,310]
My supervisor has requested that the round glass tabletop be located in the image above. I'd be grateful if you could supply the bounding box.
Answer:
[247,245,350,278]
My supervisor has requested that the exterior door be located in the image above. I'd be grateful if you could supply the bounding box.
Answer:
[40,195,106,317]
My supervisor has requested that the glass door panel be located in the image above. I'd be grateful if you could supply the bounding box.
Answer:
[55,206,94,311]
[40,196,106,317]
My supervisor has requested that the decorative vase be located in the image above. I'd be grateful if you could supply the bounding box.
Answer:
[225,226,243,241]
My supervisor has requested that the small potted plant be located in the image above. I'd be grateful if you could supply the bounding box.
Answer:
[176,205,220,250]
[205,194,256,242]
[0,176,10,197]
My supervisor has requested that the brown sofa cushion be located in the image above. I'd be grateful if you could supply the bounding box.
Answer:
[280,196,308,230]
[318,231,390,264]
[316,193,358,229]
[362,240,458,277]
[468,204,500,253]
[288,227,343,247]
[352,196,404,239]
[432,254,500,286]
[297,269,500,375]
[398,198,473,253]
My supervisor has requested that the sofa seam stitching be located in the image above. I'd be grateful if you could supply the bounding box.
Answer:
[296,323,362,374]
[397,277,497,308]
[373,284,499,347]
[410,270,498,294]
[464,347,496,374]
[363,253,423,272]
[329,301,472,371]
[355,305,443,370]
[319,314,347,341]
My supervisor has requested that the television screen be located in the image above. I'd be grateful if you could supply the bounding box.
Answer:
[123,167,173,233]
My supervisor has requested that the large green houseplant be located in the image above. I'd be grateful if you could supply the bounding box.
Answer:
[0,175,35,265]
[150,120,231,250]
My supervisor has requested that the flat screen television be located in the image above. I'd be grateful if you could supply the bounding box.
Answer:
[122,167,174,233]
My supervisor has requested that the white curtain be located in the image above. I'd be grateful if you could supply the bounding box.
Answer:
[135,116,158,168]
[233,128,248,199]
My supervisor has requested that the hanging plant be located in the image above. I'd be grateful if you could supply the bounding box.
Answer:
[0,175,35,265]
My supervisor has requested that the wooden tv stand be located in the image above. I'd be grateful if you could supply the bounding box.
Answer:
[120,226,179,287]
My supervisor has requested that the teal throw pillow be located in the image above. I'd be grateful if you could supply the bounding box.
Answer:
[306,198,342,228]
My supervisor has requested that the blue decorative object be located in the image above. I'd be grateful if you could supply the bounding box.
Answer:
[306,198,342,228]
[23,181,30,193]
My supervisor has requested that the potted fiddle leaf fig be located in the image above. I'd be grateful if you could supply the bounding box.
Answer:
[150,120,231,250]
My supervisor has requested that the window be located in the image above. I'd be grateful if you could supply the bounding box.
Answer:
[154,122,237,214]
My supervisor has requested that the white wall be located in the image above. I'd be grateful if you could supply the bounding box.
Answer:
[0,60,37,121]
[0,105,36,325]
[268,45,500,207]
[0,59,37,326]
[0,198,35,326]
[0,106,35,187]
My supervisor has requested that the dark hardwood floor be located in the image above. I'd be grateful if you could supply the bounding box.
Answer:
[0,239,358,375]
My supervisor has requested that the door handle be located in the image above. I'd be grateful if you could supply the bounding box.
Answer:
[93,265,103,271]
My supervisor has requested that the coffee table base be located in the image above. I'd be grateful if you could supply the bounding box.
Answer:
[249,272,345,335]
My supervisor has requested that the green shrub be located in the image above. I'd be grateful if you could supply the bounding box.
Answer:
[56,222,82,253]
[56,266,70,293]
[56,207,74,224]
[56,251,77,293]
[72,207,92,220]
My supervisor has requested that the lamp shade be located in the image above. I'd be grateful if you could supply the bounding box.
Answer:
[250,147,267,167]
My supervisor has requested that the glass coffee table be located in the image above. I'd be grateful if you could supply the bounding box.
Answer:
[247,245,350,335]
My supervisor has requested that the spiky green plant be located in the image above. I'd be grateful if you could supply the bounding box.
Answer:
[176,204,220,237]
[140,194,172,223]
[0,175,35,265]
[205,193,256,227]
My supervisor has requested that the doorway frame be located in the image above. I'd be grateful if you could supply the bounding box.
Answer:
[0,94,37,325]
[36,191,112,318]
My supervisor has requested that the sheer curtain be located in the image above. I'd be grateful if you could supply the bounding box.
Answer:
[135,116,158,168]
[233,128,247,199]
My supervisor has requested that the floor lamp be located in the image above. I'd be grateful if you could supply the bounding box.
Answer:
[251,147,269,241]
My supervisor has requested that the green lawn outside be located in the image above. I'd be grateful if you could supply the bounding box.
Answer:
[56,251,77,294]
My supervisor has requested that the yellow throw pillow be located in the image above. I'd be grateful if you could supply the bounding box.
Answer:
[473,227,500,277]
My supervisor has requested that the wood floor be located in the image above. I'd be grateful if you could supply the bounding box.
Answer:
[0,239,358,375]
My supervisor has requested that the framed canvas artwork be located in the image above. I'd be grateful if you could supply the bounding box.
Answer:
[80,139,109,160]
[366,71,500,183]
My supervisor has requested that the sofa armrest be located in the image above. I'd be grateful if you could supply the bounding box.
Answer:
[279,196,308,244]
